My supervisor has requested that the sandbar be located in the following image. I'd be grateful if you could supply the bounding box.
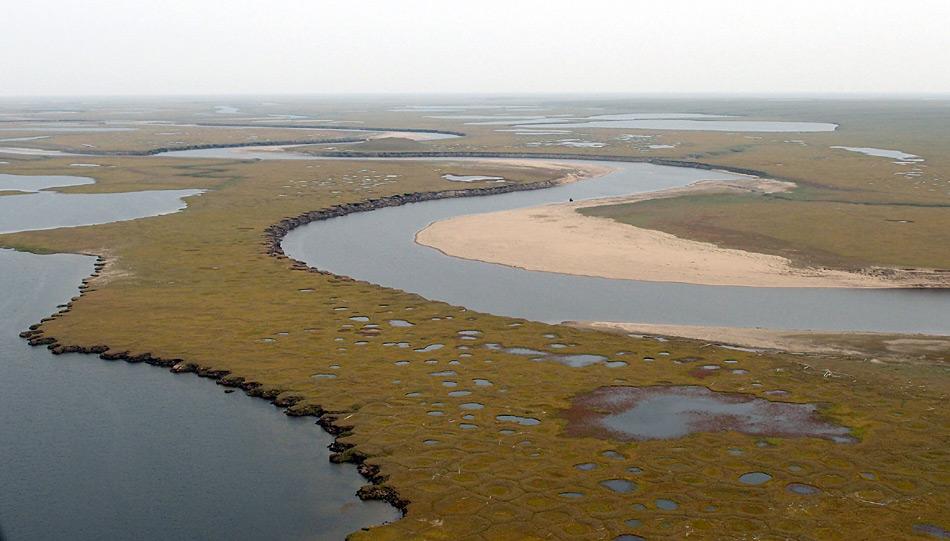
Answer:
[569,321,950,364]
[416,176,947,288]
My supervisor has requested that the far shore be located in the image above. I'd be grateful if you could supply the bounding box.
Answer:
[568,321,950,364]
[415,175,950,289]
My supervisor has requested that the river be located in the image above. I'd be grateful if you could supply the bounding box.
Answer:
[0,176,397,540]
[156,145,950,335]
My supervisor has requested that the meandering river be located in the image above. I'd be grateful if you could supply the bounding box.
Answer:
[281,160,949,334]
[2,141,946,538]
[158,145,950,335]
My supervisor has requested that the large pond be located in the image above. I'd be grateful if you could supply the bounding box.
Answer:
[0,178,398,539]
[0,126,136,132]
[156,146,950,334]
[514,118,838,132]
[459,112,838,132]
[184,122,461,142]
[0,174,204,234]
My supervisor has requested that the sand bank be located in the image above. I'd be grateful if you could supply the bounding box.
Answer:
[568,321,950,364]
[416,177,947,288]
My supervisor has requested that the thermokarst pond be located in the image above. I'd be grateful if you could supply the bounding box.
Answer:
[0,173,95,192]
[562,385,855,443]
[0,173,203,234]
[441,173,506,182]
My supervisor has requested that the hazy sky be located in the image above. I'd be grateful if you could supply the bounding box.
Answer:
[3,0,949,96]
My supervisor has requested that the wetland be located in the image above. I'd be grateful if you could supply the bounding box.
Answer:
[0,186,398,539]
[1,96,947,540]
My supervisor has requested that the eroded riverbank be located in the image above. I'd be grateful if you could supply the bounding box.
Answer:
[570,320,950,364]
[279,159,950,334]
[4,151,947,539]
[0,169,400,539]
[0,248,399,540]
[415,176,950,288]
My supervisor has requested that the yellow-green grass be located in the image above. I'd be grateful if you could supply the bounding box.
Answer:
[781,332,950,364]
[580,322,950,366]
[581,193,950,271]
[287,101,950,272]
[1,155,947,540]
[0,124,370,153]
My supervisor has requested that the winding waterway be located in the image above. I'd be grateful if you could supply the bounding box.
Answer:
[282,162,948,334]
[2,141,946,538]
[155,145,950,335]
[0,179,397,540]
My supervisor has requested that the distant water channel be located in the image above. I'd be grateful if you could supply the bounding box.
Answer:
[0,174,204,234]
[0,178,397,539]
[155,145,950,334]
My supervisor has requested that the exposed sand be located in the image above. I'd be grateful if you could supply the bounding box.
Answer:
[416,176,946,288]
[422,158,615,189]
[369,131,438,141]
[572,321,858,355]
[568,321,950,364]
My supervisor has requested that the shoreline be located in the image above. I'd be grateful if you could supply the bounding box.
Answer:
[568,320,950,364]
[10,146,948,538]
[1,142,780,181]
[15,157,600,534]
[18,253,408,518]
[262,159,609,258]
[415,177,950,289]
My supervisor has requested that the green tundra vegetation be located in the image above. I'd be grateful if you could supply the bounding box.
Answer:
[0,123,370,153]
[0,98,947,539]
[580,190,950,270]
[335,99,950,272]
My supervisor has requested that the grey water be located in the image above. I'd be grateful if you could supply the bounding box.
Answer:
[459,112,837,132]
[0,173,95,193]
[830,146,923,162]
[0,136,51,143]
[466,112,731,126]
[738,472,773,485]
[442,174,506,182]
[590,387,851,442]
[0,186,205,234]
[186,123,460,142]
[0,147,72,156]
[0,178,398,539]
[515,119,838,132]
[0,126,136,132]
[271,158,949,335]
[153,146,950,334]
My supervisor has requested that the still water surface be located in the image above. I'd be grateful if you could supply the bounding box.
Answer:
[275,159,948,334]
[0,174,205,234]
[156,145,949,334]
[0,179,397,539]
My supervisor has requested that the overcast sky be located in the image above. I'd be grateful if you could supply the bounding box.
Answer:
[3,0,949,96]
